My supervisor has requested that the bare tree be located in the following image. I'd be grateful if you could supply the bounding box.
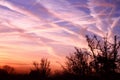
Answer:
[86,35,120,74]
[65,47,91,76]
[30,58,51,80]
[65,35,120,78]
[39,58,51,78]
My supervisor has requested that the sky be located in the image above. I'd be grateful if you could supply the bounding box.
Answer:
[0,0,120,73]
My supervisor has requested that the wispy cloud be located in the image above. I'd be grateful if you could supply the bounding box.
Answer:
[0,0,120,71]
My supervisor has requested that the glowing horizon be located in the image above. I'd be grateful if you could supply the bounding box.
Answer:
[0,0,120,73]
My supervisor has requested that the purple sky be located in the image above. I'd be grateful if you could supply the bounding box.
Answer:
[0,0,120,72]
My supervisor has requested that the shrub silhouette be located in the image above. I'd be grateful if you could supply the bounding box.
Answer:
[0,65,14,80]
[29,58,51,80]
[3,65,14,74]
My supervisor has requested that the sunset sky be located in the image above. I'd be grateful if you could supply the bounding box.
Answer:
[0,0,120,73]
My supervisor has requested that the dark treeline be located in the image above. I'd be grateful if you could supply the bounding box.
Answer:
[0,35,120,80]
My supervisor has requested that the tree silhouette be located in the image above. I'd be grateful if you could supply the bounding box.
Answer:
[65,35,120,80]
[29,58,51,80]
[86,35,120,74]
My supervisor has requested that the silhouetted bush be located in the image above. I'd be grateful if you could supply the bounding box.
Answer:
[0,65,14,80]
[3,65,14,74]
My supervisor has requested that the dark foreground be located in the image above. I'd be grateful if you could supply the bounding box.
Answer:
[0,71,120,80]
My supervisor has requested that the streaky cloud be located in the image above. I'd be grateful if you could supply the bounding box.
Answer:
[0,0,120,71]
